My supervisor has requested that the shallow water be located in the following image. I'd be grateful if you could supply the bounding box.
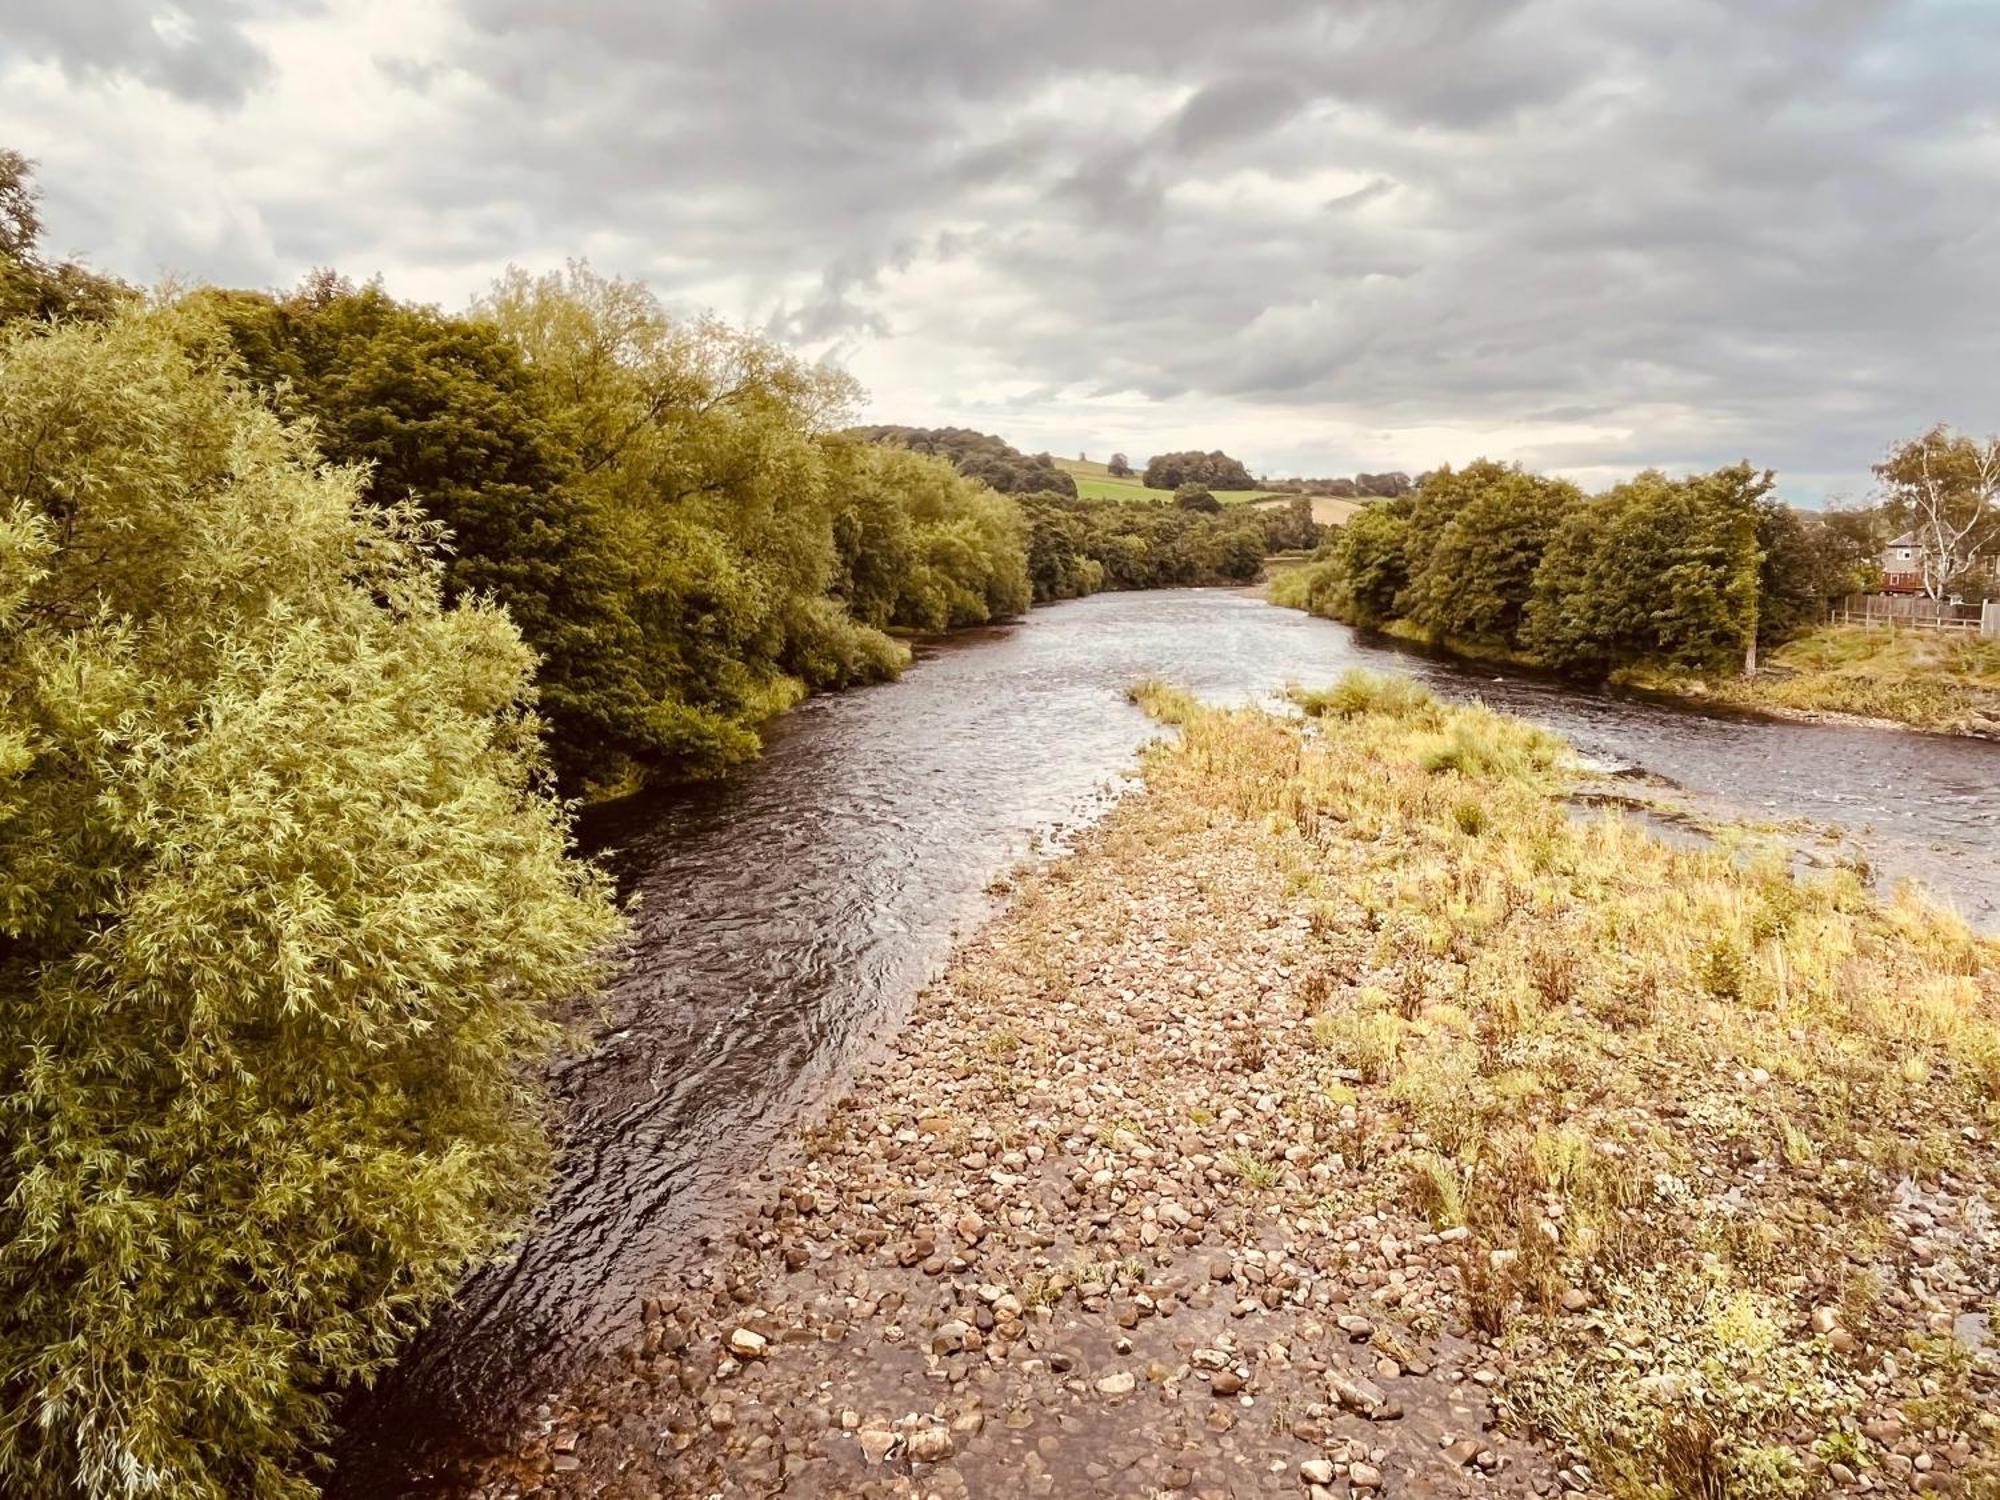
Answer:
[331,589,1998,1492]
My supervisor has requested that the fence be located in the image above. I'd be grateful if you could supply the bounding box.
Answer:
[1829,594,2000,639]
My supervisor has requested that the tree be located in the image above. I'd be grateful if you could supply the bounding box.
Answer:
[1143,449,1256,491]
[1258,494,1320,552]
[1874,425,2000,599]
[0,306,620,1497]
[210,279,654,788]
[847,425,1077,496]
[1174,483,1221,513]
[1402,463,1582,647]
[0,150,126,327]
[1755,501,1879,644]
[1107,452,1132,478]
[1525,464,1770,674]
[1354,471,1412,498]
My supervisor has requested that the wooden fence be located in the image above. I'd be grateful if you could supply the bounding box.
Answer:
[1829,594,2000,639]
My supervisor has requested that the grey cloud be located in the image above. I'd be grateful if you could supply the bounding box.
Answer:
[1171,77,1307,155]
[15,0,2000,495]
[0,0,280,104]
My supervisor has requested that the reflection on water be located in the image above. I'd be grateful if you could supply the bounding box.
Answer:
[332,589,1998,1493]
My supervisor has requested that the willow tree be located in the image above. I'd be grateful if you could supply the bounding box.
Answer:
[0,308,620,1498]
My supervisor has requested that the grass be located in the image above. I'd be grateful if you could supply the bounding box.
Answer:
[1055,456,1289,506]
[1130,669,2000,1496]
[1629,624,2000,736]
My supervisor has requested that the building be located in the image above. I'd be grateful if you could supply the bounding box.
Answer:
[1879,532,1999,600]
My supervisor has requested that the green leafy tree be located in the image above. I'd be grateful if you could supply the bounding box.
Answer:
[209,278,653,787]
[1174,483,1221,513]
[1329,502,1415,625]
[847,424,1077,496]
[1526,464,1770,673]
[1755,500,1878,644]
[1402,462,1582,647]
[1143,449,1256,490]
[0,308,619,1498]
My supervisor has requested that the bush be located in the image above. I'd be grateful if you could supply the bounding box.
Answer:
[0,310,620,1498]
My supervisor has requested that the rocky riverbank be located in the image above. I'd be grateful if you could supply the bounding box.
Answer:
[466,675,2000,1500]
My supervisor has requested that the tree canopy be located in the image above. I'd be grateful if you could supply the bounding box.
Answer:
[1142,449,1256,491]
[847,424,1078,497]
[0,307,620,1498]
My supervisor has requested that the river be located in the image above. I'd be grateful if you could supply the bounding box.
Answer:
[331,588,1999,1493]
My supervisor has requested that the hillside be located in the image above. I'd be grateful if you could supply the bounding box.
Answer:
[1055,456,1285,505]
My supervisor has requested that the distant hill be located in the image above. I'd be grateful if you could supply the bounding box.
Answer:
[1055,457,1286,506]
[848,425,1077,497]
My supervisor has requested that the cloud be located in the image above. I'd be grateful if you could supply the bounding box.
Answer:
[0,0,282,105]
[2,0,1997,497]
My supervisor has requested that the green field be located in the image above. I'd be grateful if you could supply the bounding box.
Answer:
[1056,456,1287,505]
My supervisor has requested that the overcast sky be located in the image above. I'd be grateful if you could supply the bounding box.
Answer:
[3,1,1996,500]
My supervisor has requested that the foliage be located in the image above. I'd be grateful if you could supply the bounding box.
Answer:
[1256,495,1321,552]
[1874,424,2000,600]
[1019,493,1273,597]
[1525,464,1770,674]
[1754,500,1878,645]
[0,308,620,1498]
[1399,461,1582,648]
[1142,448,1257,491]
[1261,470,1414,498]
[848,424,1077,497]
[209,276,653,788]
[1173,483,1221,513]
[212,265,1035,790]
[1268,501,1411,626]
[0,151,127,327]
[1107,452,1131,477]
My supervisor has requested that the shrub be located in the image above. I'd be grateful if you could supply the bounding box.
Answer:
[0,309,620,1498]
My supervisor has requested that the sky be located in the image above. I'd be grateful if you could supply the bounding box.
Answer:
[2,1,1996,502]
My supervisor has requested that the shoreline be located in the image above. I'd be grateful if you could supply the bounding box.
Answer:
[1278,602,2000,743]
[463,680,2000,1499]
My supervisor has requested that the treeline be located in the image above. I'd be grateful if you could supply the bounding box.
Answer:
[205,270,1044,790]
[1260,470,1414,499]
[848,424,1078,497]
[1022,493,1320,599]
[1273,459,1874,674]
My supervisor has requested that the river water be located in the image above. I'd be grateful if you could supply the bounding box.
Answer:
[331,589,1998,1492]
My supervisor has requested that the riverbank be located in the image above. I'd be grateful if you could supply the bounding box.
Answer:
[1622,626,2000,739]
[466,673,2000,1499]
[1267,579,2000,740]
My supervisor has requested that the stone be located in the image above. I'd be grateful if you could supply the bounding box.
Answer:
[1301,1458,1336,1484]
[907,1426,955,1462]
[933,1319,970,1354]
[1096,1370,1137,1396]
[726,1328,767,1360]
[1329,1370,1388,1417]
[1350,1461,1383,1489]
[858,1428,898,1465]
